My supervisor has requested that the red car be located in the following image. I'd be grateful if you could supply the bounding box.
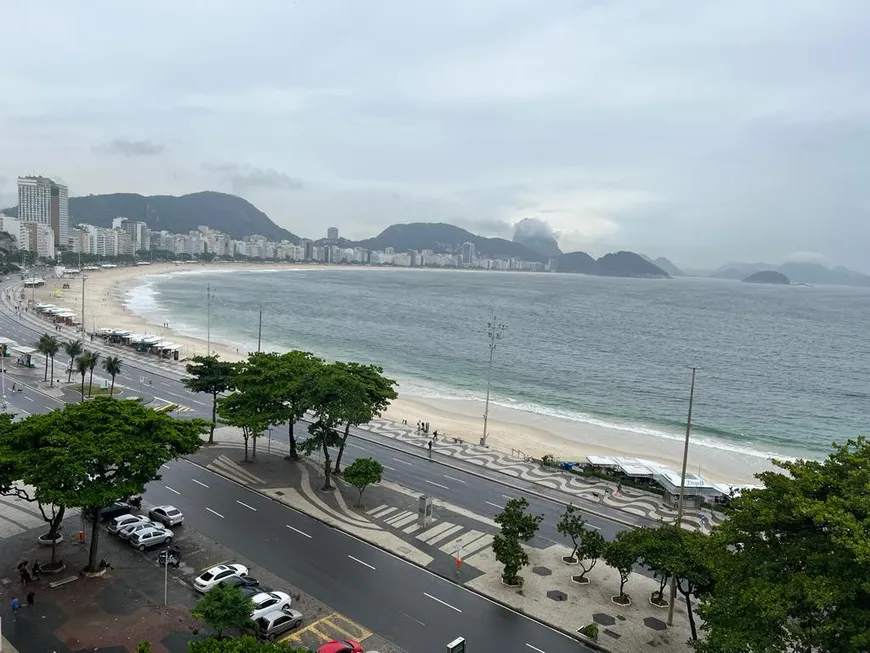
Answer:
[317,641,363,653]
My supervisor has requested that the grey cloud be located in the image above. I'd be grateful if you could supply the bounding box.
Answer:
[94,138,165,157]
[513,217,560,241]
[202,163,304,194]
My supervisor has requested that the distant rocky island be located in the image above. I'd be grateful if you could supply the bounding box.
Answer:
[742,270,790,285]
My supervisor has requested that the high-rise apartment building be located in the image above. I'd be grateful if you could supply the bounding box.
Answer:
[17,176,68,252]
[327,227,339,240]
[461,241,475,265]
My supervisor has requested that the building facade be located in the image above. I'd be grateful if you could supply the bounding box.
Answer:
[17,176,67,252]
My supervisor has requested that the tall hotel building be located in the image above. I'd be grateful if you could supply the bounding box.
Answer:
[17,175,68,251]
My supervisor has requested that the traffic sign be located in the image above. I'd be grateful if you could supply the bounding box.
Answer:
[447,636,466,653]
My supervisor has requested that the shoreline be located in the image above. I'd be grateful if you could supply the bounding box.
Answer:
[25,263,778,486]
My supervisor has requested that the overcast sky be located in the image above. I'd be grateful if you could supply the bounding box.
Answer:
[1,1,868,270]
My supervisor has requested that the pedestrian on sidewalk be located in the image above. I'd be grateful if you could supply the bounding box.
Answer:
[11,595,19,618]
[26,591,34,609]
[427,440,433,460]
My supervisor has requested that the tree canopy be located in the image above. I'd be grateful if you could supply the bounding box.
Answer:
[696,438,870,653]
[184,355,236,444]
[191,584,254,640]
[6,398,207,570]
[343,457,383,507]
[187,636,312,653]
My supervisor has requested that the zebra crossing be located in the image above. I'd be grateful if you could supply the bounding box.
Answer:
[365,504,494,559]
[206,454,266,486]
[0,493,79,539]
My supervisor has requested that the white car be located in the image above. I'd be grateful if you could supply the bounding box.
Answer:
[119,520,160,540]
[250,591,293,620]
[108,514,149,535]
[149,505,184,527]
[194,563,249,593]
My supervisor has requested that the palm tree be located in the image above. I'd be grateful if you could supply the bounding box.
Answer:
[35,334,51,382]
[76,351,91,401]
[86,351,100,397]
[102,356,122,396]
[43,335,59,387]
[63,339,83,383]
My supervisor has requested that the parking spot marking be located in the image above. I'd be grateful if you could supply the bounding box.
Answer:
[281,612,372,647]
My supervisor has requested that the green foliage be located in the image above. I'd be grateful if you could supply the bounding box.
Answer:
[556,503,586,560]
[35,333,59,384]
[86,350,100,396]
[578,623,599,640]
[696,438,870,653]
[76,351,92,400]
[574,528,606,583]
[136,642,151,653]
[191,584,255,640]
[63,339,83,383]
[216,388,271,462]
[603,530,639,602]
[7,397,207,571]
[102,356,122,396]
[343,457,383,506]
[495,497,543,542]
[184,355,236,444]
[492,533,528,585]
[188,635,313,652]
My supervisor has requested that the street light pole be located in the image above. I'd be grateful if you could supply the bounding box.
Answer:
[667,366,697,626]
[206,283,215,355]
[164,545,169,606]
[256,304,263,353]
[81,275,87,335]
[480,316,507,447]
[1,348,6,414]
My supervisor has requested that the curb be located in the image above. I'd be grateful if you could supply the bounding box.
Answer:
[187,455,616,653]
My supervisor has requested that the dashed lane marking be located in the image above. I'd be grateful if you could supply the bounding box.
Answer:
[286,525,312,538]
[444,475,466,484]
[391,457,412,466]
[424,592,462,613]
[485,501,503,509]
[526,644,547,653]
[165,485,180,495]
[236,500,257,512]
[348,555,376,570]
[206,507,224,519]
[425,479,449,490]
[192,479,209,488]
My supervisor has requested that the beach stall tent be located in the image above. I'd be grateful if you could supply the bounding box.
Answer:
[154,341,181,360]
[613,457,659,484]
[585,455,620,472]
[654,468,721,510]
[0,337,16,357]
[12,345,38,368]
[52,309,77,326]
[96,328,132,344]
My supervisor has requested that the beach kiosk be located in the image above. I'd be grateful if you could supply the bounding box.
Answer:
[0,337,16,357]
[654,468,719,510]
[12,344,38,368]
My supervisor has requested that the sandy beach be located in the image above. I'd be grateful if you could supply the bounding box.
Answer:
[23,263,777,486]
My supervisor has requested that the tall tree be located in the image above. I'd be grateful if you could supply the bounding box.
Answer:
[63,338,83,383]
[603,530,639,605]
[87,350,100,396]
[191,584,254,640]
[696,438,870,653]
[274,350,322,461]
[572,528,606,585]
[76,351,91,401]
[556,503,586,563]
[332,362,397,474]
[492,497,543,586]
[343,457,383,507]
[216,388,271,463]
[35,333,52,382]
[184,355,236,444]
[298,362,350,490]
[8,397,206,571]
[43,335,59,387]
[102,356,122,396]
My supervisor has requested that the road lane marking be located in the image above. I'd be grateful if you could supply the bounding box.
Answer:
[165,485,181,495]
[501,494,515,500]
[402,612,426,627]
[24,396,33,402]
[526,644,547,653]
[236,500,257,512]
[287,525,312,539]
[444,475,466,484]
[391,457,413,466]
[423,592,462,613]
[347,555,376,570]
[347,442,365,450]
[162,464,170,470]
[192,479,209,488]
[382,465,396,471]
[485,501,503,509]
[206,507,224,519]
[588,523,602,530]
[425,479,449,490]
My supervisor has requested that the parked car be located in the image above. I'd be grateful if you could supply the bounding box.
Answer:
[218,575,261,590]
[148,505,184,527]
[128,526,173,551]
[194,563,249,593]
[85,501,133,522]
[318,642,363,653]
[255,609,304,641]
[119,520,160,540]
[250,591,293,620]
[108,514,150,535]
[241,585,272,598]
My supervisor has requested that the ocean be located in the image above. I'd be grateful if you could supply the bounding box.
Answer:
[124,267,870,462]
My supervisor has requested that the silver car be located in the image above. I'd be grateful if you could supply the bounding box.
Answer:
[128,525,173,551]
[119,520,159,540]
[108,514,149,535]
[149,505,184,527]
[255,608,303,641]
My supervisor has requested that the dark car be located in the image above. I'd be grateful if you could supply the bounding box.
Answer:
[219,575,261,590]
[84,501,133,522]
[241,585,272,598]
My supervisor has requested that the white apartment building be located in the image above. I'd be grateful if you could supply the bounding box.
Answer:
[0,213,30,252]
[26,222,55,259]
[17,175,68,250]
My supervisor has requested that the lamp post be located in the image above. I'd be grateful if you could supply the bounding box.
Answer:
[667,366,697,626]
[256,304,263,353]
[480,316,507,446]
[1,347,6,414]
[81,275,87,335]
[206,283,215,355]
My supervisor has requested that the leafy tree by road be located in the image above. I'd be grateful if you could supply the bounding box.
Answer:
[274,350,322,460]
[35,333,59,383]
[184,355,236,444]
[102,356,122,396]
[86,350,100,396]
[191,584,255,640]
[696,438,870,653]
[493,532,528,586]
[343,457,383,507]
[188,636,313,652]
[76,351,91,400]
[492,497,543,586]
[331,362,397,474]
[63,338,83,382]
[216,388,271,462]
[7,397,206,571]
[572,528,606,585]
[556,503,585,563]
[603,530,638,605]
[299,362,350,490]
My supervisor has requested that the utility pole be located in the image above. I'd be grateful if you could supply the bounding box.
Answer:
[1,347,6,413]
[480,316,507,446]
[81,276,87,335]
[256,304,263,352]
[206,283,214,355]
[667,366,697,626]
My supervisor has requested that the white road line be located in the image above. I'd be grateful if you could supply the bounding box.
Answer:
[161,464,170,470]
[192,479,209,488]
[391,457,413,466]
[382,465,396,472]
[24,396,33,402]
[236,500,257,512]
[425,479,449,490]
[423,592,462,613]
[348,555,376,570]
[443,475,466,484]
[588,523,602,530]
[401,612,426,627]
[485,501,503,509]
[286,525,312,539]
[165,485,181,495]
[206,507,224,519]
[347,442,365,450]
[526,644,547,653]
[501,494,515,500]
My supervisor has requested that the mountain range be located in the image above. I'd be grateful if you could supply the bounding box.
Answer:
[709,261,870,287]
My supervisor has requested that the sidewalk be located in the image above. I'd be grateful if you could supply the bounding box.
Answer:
[196,430,697,652]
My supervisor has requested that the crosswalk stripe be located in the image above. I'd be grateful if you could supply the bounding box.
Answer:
[385,510,413,525]
[417,522,454,542]
[425,524,463,546]
[366,504,389,515]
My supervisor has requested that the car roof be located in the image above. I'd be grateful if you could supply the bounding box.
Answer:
[251,591,276,602]
[154,504,177,511]
[261,608,301,622]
